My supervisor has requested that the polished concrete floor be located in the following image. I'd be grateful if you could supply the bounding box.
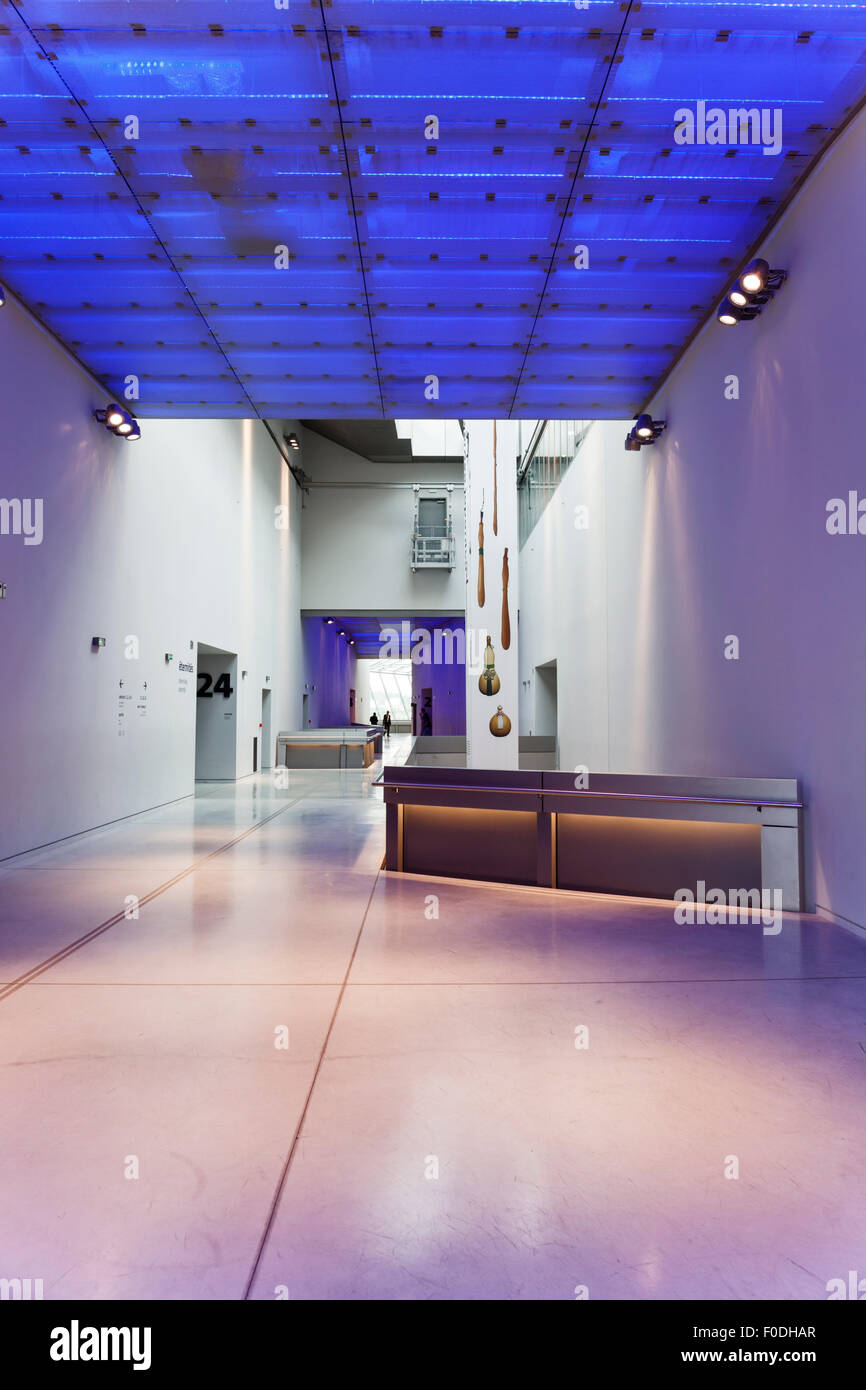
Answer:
[1,733,865,1301]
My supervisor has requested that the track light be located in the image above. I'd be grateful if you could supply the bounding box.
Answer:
[718,297,759,326]
[286,433,300,450]
[719,260,787,326]
[625,416,666,450]
[741,258,769,294]
[95,404,141,440]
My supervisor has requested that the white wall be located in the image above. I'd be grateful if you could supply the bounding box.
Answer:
[519,105,866,925]
[299,427,465,614]
[0,294,303,859]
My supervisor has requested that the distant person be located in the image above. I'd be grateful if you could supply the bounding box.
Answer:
[369,712,378,725]
[411,699,417,735]
[383,711,392,739]
[420,700,432,737]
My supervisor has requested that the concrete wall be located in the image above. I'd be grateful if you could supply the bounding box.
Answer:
[0,293,303,859]
[519,106,866,926]
[299,427,465,615]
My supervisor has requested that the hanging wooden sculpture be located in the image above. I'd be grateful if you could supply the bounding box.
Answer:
[478,636,500,696]
[501,546,511,650]
[489,705,512,737]
[477,509,485,607]
[492,420,498,537]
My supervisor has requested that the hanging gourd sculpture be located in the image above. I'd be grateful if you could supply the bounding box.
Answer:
[501,547,511,650]
[489,705,512,737]
[478,636,500,696]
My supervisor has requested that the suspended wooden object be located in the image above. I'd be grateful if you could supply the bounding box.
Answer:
[501,546,511,650]
[489,705,512,737]
[492,420,498,537]
[477,510,485,607]
[478,636,500,696]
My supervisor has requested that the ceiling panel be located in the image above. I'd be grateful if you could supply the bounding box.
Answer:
[1,2,865,418]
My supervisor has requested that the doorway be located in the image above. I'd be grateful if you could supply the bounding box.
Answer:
[261,688,272,769]
[535,660,558,766]
[195,643,238,781]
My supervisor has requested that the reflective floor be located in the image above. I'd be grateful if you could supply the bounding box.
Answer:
[1,734,865,1301]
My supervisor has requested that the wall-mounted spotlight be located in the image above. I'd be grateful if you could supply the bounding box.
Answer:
[325,617,335,625]
[718,258,787,326]
[95,404,141,440]
[91,636,106,650]
[624,415,666,450]
[0,285,6,308]
[286,433,300,450]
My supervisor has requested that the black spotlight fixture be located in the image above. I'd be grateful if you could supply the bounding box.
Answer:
[625,415,666,450]
[95,403,141,440]
[0,284,6,308]
[718,297,760,326]
[285,432,300,450]
[719,258,787,326]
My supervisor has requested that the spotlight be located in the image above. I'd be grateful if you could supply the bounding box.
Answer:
[95,404,141,439]
[0,285,6,308]
[286,433,300,450]
[325,617,335,625]
[718,297,759,326]
[625,416,666,449]
[729,288,749,308]
[741,258,769,294]
[338,629,346,636]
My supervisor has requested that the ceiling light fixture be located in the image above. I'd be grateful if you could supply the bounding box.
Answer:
[95,403,141,440]
[719,259,787,326]
[625,416,666,450]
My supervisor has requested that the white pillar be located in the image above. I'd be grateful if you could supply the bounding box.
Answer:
[464,420,520,770]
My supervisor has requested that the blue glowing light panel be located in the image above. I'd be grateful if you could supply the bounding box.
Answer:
[1,2,865,418]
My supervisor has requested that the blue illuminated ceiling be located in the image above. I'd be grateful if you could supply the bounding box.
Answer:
[1,2,865,419]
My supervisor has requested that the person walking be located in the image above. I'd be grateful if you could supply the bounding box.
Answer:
[383,710,392,740]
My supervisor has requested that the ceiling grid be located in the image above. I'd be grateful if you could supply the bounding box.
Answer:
[1,2,865,418]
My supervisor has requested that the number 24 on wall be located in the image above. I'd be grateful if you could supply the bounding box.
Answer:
[197,673,234,699]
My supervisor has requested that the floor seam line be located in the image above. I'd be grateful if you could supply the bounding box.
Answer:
[242,867,382,1300]
[0,791,312,1005]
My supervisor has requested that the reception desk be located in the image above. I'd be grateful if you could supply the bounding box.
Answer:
[381,767,804,910]
[277,726,383,769]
